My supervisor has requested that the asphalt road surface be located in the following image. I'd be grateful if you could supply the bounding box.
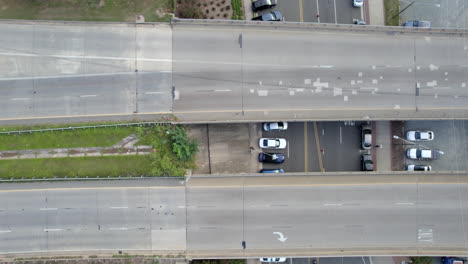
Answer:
[2,175,468,257]
[1,20,468,124]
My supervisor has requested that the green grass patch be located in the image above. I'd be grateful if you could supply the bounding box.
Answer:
[0,0,174,22]
[0,155,152,179]
[0,126,136,150]
[231,0,244,20]
[384,0,400,26]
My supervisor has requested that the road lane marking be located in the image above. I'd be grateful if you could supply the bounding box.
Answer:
[299,0,304,22]
[40,208,58,211]
[304,122,308,172]
[109,227,129,231]
[1,176,468,193]
[79,94,97,98]
[43,229,62,232]
[395,202,415,205]
[313,122,325,172]
[339,126,342,144]
[324,203,343,206]
[0,230,12,233]
[145,92,167,95]
[110,206,128,209]
[214,89,231,92]
[5,106,468,122]
[10,98,31,101]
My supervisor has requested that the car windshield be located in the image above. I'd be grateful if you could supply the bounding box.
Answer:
[275,140,280,147]
[263,139,268,145]
[416,149,422,157]
[278,122,284,129]
[415,132,422,139]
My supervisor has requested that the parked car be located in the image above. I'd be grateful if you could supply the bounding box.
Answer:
[252,0,277,12]
[260,169,285,173]
[259,258,286,262]
[263,122,288,131]
[406,130,434,141]
[406,164,432,171]
[353,0,363,7]
[258,152,285,163]
[361,125,372,150]
[252,11,283,21]
[403,20,431,28]
[406,148,439,160]
[259,138,287,149]
[361,154,374,171]
[354,19,366,25]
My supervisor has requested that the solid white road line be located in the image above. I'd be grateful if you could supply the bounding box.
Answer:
[109,206,128,209]
[40,208,58,211]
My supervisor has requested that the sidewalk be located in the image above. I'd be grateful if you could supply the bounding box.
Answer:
[375,121,392,171]
[367,0,385,25]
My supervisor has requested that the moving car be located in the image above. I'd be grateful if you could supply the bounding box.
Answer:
[259,138,287,149]
[406,148,439,160]
[252,11,283,21]
[406,164,432,171]
[252,0,277,12]
[258,152,285,163]
[406,130,434,141]
[260,169,285,173]
[263,122,288,131]
[403,20,431,28]
[353,0,363,7]
[361,125,372,150]
[361,154,374,171]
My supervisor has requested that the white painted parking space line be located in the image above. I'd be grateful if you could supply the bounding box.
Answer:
[0,230,12,233]
[40,208,58,211]
[109,206,128,209]
[361,2,364,20]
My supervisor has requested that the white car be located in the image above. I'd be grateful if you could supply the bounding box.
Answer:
[260,258,287,263]
[406,148,436,160]
[406,164,432,171]
[406,130,434,141]
[263,122,288,131]
[353,0,363,7]
[259,138,287,149]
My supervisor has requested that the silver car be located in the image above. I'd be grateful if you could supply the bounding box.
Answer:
[259,138,287,149]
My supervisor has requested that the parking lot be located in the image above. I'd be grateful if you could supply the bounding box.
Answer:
[399,0,468,28]
[262,121,367,173]
[254,0,365,24]
[399,120,468,172]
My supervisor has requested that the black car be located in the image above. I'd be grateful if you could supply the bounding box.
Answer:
[252,11,283,21]
[361,154,374,171]
[252,0,278,12]
[258,152,285,163]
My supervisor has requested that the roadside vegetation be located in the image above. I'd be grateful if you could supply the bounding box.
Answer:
[175,0,235,20]
[0,123,198,179]
[384,0,400,26]
[230,0,243,20]
[0,0,174,22]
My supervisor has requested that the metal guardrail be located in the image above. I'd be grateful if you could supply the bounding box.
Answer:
[0,121,172,135]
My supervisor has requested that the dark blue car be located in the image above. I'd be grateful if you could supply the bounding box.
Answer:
[258,152,285,163]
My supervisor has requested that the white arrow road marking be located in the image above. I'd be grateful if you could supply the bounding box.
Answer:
[273,231,288,242]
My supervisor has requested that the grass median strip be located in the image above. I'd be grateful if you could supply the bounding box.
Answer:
[0,0,174,22]
[0,156,152,179]
[384,0,400,26]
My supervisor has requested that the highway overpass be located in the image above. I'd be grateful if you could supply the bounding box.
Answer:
[1,20,468,124]
[1,173,468,258]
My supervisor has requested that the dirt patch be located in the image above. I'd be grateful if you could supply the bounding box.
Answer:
[391,121,406,171]
[0,152,19,158]
[176,0,232,19]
